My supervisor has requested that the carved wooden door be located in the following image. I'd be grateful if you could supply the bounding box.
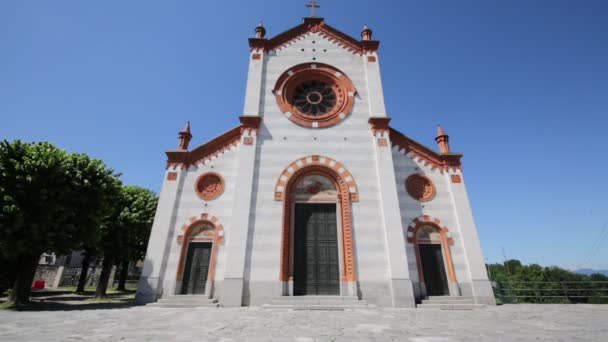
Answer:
[181,242,212,295]
[294,203,339,295]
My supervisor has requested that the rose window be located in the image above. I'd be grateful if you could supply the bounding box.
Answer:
[273,63,356,128]
[292,80,337,116]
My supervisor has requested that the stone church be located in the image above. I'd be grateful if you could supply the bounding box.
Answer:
[135,13,495,308]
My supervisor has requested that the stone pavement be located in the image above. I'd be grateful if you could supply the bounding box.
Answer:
[0,304,606,341]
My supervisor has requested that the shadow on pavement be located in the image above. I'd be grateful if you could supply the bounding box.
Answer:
[1,289,139,311]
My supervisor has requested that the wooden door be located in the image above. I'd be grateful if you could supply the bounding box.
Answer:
[181,242,212,295]
[293,203,340,295]
[419,244,449,296]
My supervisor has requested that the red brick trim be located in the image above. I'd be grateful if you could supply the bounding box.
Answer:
[367,56,377,62]
[175,213,225,281]
[194,172,225,201]
[166,117,262,169]
[251,53,261,60]
[369,117,391,136]
[166,172,178,181]
[273,63,356,128]
[255,17,380,55]
[276,156,358,282]
[389,128,462,173]
[451,174,462,183]
[406,216,456,283]
[274,155,358,201]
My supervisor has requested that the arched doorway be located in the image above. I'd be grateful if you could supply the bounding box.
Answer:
[292,174,340,295]
[275,155,359,296]
[175,214,224,296]
[416,226,449,296]
[406,216,458,297]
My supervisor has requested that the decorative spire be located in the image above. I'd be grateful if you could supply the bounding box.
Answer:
[435,125,451,154]
[178,121,192,150]
[361,24,372,41]
[255,21,266,38]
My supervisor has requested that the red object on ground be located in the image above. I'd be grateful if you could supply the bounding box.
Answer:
[32,280,45,289]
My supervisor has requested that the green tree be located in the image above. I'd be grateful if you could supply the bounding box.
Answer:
[0,140,120,305]
[488,259,607,303]
[95,185,157,298]
[66,153,121,293]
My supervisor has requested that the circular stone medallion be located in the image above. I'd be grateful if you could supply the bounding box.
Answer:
[405,174,436,202]
[195,172,224,200]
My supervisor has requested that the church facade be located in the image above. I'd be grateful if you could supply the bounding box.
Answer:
[135,16,495,307]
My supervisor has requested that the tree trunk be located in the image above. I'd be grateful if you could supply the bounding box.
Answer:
[8,255,39,305]
[116,259,129,292]
[94,255,113,299]
[76,253,91,293]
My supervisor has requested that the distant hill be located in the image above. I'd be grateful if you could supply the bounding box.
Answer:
[575,269,608,276]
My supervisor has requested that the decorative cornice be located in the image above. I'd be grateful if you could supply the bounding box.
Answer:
[166,118,260,169]
[368,117,391,135]
[239,115,262,134]
[389,127,462,172]
[255,17,380,54]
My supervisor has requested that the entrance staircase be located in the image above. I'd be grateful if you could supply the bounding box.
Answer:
[147,295,220,308]
[261,296,373,310]
[416,296,484,310]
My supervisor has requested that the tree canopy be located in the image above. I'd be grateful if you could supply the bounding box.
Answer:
[0,140,122,304]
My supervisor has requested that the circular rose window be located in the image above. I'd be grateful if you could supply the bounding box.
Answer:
[195,172,224,200]
[274,63,356,128]
[405,174,435,202]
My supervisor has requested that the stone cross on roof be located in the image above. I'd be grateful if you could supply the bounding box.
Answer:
[305,0,320,17]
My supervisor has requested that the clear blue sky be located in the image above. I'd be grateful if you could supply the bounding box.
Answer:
[2,1,607,270]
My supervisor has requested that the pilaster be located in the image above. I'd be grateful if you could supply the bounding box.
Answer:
[135,166,187,304]
[242,49,265,117]
[447,172,496,305]
[370,118,416,307]
[363,52,387,117]
[221,117,260,307]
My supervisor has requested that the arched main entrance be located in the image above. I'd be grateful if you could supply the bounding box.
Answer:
[275,155,359,296]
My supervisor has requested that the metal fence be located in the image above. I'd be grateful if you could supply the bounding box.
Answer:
[494,281,608,304]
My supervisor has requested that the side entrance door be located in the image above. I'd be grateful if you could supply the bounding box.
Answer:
[418,244,449,296]
[181,242,212,295]
[293,203,340,295]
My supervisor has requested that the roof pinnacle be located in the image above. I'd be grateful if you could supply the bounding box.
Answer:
[255,20,266,38]
[361,24,372,41]
[435,125,450,153]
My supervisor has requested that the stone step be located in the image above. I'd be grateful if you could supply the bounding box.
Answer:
[148,296,220,308]
[416,303,485,310]
[148,302,220,308]
[270,296,360,303]
[427,295,474,300]
[262,296,372,310]
[421,299,475,305]
[157,297,218,304]
[262,303,372,310]
[270,300,368,306]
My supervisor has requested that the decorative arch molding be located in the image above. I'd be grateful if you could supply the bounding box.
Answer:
[275,155,358,282]
[274,155,359,202]
[405,215,456,283]
[175,213,225,281]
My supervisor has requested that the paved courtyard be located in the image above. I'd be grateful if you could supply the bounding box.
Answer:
[0,304,606,341]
